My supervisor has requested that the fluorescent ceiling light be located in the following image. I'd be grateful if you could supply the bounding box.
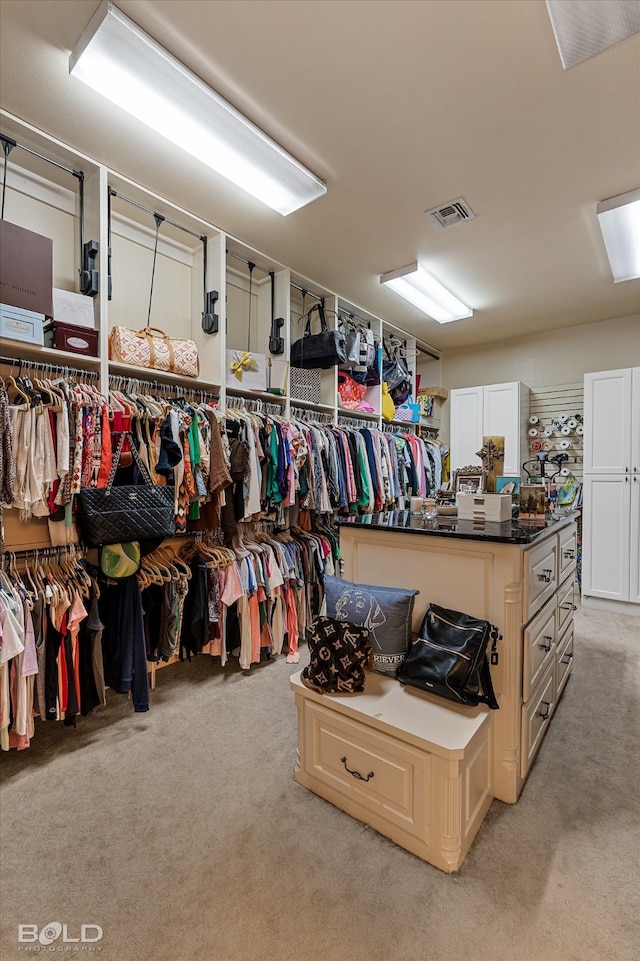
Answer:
[596,188,640,283]
[69,1,326,215]
[380,263,473,323]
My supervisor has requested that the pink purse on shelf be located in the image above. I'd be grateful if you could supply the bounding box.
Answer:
[110,325,199,378]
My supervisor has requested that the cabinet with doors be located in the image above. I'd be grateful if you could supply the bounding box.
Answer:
[449,381,530,477]
[291,513,577,871]
[582,367,640,610]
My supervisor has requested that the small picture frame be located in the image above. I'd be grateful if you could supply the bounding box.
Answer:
[453,467,487,493]
[495,475,521,496]
[519,484,546,518]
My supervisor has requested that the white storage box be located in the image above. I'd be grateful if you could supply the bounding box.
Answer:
[457,492,512,522]
[0,303,45,345]
[53,288,96,329]
[225,349,267,391]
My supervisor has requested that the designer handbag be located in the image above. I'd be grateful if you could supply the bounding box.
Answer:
[110,325,199,378]
[301,616,373,694]
[76,433,176,547]
[290,304,347,369]
[397,603,501,709]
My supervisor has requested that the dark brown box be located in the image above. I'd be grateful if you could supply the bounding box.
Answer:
[0,220,54,317]
[44,321,98,356]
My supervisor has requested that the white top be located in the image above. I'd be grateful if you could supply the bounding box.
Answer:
[290,669,491,758]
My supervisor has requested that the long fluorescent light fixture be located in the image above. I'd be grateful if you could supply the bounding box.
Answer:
[69,1,326,215]
[380,263,473,323]
[596,188,640,283]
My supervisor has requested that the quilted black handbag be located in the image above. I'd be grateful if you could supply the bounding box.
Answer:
[397,603,501,709]
[301,616,373,694]
[76,432,176,547]
[290,303,347,369]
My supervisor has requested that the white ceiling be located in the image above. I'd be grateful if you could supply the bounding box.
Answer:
[1,0,639,354]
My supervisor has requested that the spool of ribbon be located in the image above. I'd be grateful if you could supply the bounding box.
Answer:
[543,427,554,436]
[528,427,539,437]
[529,415,539,425]
[531,440,542,451]
[561,425,571,435]
[559,468,570,476]
[230,350,259,381]
[576,425,584,435]
[568,418,577,429]
[542,440,553,451]
[558,413,568,423]
[559,439,571,449]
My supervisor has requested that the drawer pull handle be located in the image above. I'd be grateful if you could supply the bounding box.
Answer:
[537,701,552,721]
[341,756,374,782]
[561,652,574,665]
[537,569,553,583]
[560,603,576,611]
[563,549,575,559]
[539,636,553,652]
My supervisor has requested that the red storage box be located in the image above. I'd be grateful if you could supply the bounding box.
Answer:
[44,321,98,356]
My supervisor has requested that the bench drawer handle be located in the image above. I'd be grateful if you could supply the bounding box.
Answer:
[341,756,374,782]
[537,569,553,583]
[563,549,575,559]
[538,636,553,652]
[561,652,574,665]
[537,700,552,721]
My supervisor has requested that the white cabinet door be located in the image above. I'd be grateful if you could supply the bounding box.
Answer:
[583,369,633,473]
[449,386,483,469]
[483,381,527,476]
[632,368,640,476]
[582,475,631,601]
[630,473,640,606]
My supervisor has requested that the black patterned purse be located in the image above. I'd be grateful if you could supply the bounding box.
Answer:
[301,616,373,694]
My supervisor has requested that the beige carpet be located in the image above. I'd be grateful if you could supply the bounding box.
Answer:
[1,605,638,961]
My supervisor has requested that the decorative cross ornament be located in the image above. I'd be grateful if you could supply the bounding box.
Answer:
[476,438,505,472]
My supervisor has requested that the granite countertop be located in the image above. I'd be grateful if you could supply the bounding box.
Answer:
[337,509,578,545]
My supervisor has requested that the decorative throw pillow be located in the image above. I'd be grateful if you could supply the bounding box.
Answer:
[324,575,419,675]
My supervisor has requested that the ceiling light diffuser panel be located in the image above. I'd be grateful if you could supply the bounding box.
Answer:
[70,1,326,215]
[596,188,640,283]
[380,264,473,323]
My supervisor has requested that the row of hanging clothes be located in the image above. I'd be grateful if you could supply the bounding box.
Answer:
[0,547,106,750]
[0,519,340,748]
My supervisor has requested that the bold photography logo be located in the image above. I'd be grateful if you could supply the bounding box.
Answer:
[18,922,103,949]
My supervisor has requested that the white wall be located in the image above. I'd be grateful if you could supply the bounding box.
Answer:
[417,313,640,443]
[438,313,640,390]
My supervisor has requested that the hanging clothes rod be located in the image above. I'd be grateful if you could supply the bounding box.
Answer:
[290,281,324,304]
[107,188,206,243]
[226,249,273,276]
[108,372,218,400]
[0,133,84,179]
[1,134,88,291]
[338,308,372,328]
[0,355,100,380]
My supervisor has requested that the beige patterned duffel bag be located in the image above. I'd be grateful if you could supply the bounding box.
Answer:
[110,325,199,378]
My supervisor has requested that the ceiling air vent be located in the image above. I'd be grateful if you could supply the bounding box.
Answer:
[425,197,475,230]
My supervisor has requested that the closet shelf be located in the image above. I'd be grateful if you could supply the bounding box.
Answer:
[107,360,219,395]
[226,384,286,404]
[0,339,101,371]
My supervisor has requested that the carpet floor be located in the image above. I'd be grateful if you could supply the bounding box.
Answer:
[0,604,638,961]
